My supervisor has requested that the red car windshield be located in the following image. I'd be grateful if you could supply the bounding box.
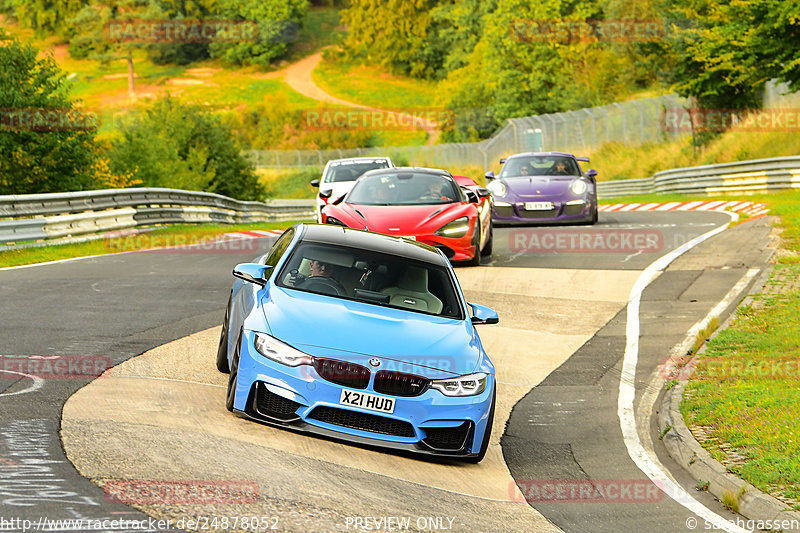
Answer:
[347,172,461,205]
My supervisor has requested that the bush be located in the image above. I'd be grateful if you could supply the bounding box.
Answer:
[107,96,265,201]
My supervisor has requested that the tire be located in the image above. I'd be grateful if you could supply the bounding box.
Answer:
[467,224,481,266]
[592,204,599,225]
[225,330,242,412]
[464,387,495,464]
[216,291,232,373]
[480,222,493,257]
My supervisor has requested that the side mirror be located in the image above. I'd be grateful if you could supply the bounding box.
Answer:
[310,179,320,188]
[484,171,495,181]
[465,190,479,204]
[319,189,333,199]
[499,158,506,164]
[587,169,598,181]
[476,187,491,198]
[468,302,499,325]
[233,263,273,287]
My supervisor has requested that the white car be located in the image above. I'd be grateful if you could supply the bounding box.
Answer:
[310,157,394,222]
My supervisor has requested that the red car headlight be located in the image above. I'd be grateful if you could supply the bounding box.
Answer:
[434,217,470,238]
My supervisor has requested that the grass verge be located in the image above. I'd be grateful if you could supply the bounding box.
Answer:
[677,190,800,510]
[312,58,438,111]
[0,222,303,269]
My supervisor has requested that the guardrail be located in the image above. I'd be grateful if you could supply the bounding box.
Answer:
[597,156,800,198]
[0,188,315,249]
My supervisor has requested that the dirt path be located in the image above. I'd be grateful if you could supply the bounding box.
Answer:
[279,51,440,145]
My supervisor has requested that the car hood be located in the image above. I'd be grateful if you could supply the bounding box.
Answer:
[261,287,481,377]
[504,176,577,198]
[343,203,461,234]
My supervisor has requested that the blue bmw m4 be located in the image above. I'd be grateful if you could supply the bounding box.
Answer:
[216,223,499,462]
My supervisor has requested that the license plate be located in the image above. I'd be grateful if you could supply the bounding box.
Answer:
[339,389,395,414]
[525,202,554,211]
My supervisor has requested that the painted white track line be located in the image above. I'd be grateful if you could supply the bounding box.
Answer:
[0,230,284,271]
[618,210,752,533]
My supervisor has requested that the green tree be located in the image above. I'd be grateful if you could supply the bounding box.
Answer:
[107,96,265,200]
[0,36,98,194]
[1,0,86,35]
[68,1,159,97]
[209,0,307,67]
[340,0,444,78]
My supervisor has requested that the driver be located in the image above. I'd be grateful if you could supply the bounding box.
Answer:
[519,163,532,176]
[549,160,571,175]
[421,181,449,201]
[309,259,335,278]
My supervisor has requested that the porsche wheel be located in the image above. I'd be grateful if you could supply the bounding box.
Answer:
[592,204,599,224]
[216,291,232,373]
[225,330,242,412]
[463,388,495,463]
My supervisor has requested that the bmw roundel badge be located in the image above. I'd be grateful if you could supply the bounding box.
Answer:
[369,358,381,367]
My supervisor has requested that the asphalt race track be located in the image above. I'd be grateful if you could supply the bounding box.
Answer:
[0,211,774,532]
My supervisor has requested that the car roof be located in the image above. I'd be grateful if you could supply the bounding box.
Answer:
[297,224,449,266]
[326,157,392,166]
[506,151,577,160]
[360,166,453,178]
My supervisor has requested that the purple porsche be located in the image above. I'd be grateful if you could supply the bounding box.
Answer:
[484,152,598,225]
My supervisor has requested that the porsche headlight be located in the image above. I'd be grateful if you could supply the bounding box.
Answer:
[254,333,312,367]
[431,373,487,397]
[571,179,588,195]
[434,216,470,238]
[487,180,507,198]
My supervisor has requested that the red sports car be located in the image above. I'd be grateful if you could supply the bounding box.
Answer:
[320,167,493,265]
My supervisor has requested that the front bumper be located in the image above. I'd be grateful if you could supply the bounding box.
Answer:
[232,331,495,459]
[492,198,593,224]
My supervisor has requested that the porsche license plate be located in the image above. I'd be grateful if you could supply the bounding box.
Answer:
[339,389,395,414]
[525,202,554,211]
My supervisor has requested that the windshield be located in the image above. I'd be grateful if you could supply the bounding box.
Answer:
[322,159,392,184]
[276,242,463,319]
[500,156,581,178]
[346,172,461,205]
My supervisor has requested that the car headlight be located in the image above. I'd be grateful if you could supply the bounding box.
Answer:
[487,180,507,198]
[254,333,312,367]
[434,216,470,238]
[571,179,588,195]
[430,372,487,397]
[325,216,348,227]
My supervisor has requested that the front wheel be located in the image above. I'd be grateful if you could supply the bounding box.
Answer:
[481,223,493,257]
[216,291,232,373]
[225,330,242,412]
[467,224,481,266]
[463,388,495,463]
